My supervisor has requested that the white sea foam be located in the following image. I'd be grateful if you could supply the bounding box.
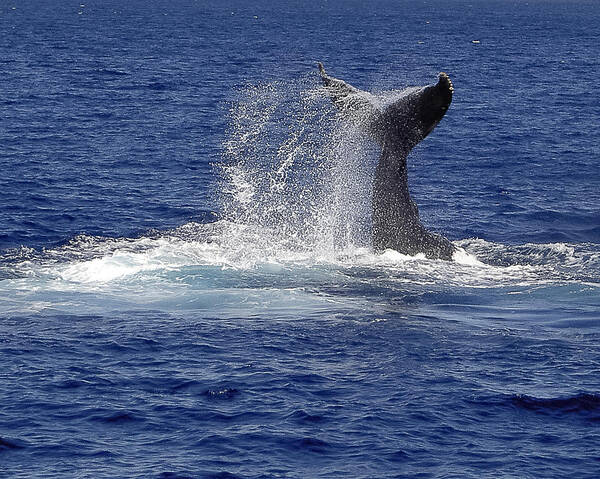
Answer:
[59,240,183,283]
[1,222,598,317]
[15,221,588,292]
[452,247,485,266]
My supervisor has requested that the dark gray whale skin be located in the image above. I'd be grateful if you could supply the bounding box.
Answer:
[318,63,456,260]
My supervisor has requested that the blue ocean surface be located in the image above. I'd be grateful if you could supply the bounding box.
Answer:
[1,0,600,477]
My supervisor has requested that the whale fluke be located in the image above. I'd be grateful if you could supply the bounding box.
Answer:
[318,62,382,139]
[318,63,456,260]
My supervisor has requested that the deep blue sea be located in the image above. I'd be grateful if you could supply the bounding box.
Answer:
[1,0,600,477]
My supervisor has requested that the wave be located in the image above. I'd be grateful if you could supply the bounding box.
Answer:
[0,436,25,451]
[1,220,598,318]
[2,221,595,284]
[511,393,600,415]
[467,392,600,422]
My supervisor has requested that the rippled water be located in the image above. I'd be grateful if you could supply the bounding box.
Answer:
[1,1,600,477]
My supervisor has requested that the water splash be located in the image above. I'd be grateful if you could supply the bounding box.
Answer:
[219,75,378,256]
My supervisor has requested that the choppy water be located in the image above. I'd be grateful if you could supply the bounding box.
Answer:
[1,1,599,477]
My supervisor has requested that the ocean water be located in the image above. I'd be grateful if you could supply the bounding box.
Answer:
[1,0,600,477]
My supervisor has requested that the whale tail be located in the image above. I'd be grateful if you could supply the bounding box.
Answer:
[318,62,383,140]
[318,63,456,260]
[319,63,453,149]
[381,71,453,145]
